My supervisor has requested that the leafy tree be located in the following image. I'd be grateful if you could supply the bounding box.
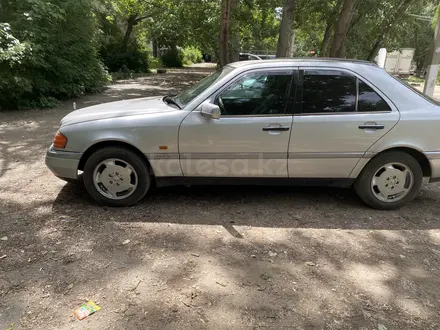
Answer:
[329,0,359,57]
[239,0,280,52]
[366,0,419,60]
[344,0,437,63]
[0,0,109,109]
[105,0,164,52]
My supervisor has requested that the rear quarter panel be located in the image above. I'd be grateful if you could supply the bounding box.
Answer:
[367,107,440,154]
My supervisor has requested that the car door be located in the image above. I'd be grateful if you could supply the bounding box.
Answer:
[179,68,295,177]
[288,67,400,178]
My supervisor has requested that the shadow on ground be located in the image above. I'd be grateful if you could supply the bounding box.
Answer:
[54,181,440,231]
[2,182,440,329]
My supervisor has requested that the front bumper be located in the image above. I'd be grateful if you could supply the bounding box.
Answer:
[45,146,82,180]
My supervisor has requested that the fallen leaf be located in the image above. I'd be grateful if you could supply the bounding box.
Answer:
[0,255,6,260]
[268,251,277,257]
[67,283,74,289]
[216,281,227,287]
[1,236,8,241]
[305,261,316,267]
[378,324,387,330]
[122,239,130,245]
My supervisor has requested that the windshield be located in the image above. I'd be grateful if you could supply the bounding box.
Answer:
[174,66,233,107]
[391,75,440,106]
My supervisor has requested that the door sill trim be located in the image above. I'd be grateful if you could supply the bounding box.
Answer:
[156,177,354,188]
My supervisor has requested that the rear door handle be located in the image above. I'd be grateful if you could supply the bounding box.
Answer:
[358,124,385,130]
[262,126,290,131]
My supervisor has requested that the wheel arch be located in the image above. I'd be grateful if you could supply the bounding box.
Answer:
[78,140,154,176]
[355,146,431,178]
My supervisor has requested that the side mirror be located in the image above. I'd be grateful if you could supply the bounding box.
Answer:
[201,102,221,120]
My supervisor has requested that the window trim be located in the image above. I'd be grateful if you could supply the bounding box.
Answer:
[294,67,395,116]
[212,68,296,118]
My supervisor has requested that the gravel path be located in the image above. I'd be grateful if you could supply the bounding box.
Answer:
[1,70,440,329]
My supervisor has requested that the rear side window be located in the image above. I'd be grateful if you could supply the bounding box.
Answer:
[302,71,356,113]
[298,69,391,114]
[358,80,391,112]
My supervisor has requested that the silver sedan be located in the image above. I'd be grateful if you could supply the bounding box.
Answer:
[46,59,440,209]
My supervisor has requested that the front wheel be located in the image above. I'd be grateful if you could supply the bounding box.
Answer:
[354,151,423,210]
[83,147,151,207]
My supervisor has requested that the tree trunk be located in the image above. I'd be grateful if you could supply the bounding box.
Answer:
[329,0,358,58]
[219,0,232,67]
[366,0,416,61]
[288,30,296,57]
[229,30,240,62]
[276,0,296,58]
[320,23,332,56]
[228,0,239,63]
[366,40,382,62]
[320,0,343,57]
[121,14,138,53]
[152,39,158,57]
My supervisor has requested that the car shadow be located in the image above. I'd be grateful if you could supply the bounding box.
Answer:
[52,180,440,231]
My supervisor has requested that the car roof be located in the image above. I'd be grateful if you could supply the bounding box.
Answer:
[229,58,375,68]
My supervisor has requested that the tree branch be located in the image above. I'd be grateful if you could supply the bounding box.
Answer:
[134,15,152,22]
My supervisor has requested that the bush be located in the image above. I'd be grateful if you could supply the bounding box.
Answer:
[149,57,163,69]
[183,46,203,65]
[101,44,149,73]
[0,0,110,110]
[160,48,184,68]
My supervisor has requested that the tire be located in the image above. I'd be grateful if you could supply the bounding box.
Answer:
[83,147,151,207]
[354,151,423,210]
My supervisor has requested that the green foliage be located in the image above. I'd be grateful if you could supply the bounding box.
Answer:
[0,23,29,63]
[0,0,110,110]
[238,1,280,52]
[344,0,436,62]
[161,47,184,68]
[101,43,149,73]
[146,0,221,55]
[1,0,438,110]
[149,56,163,69]
[182,46,202,65]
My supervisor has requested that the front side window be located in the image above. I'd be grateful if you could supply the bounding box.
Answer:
[217,72,292,116]
[173,66,233,107]
[299,69,392,114]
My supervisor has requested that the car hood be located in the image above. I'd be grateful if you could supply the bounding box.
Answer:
[60,96,176,127]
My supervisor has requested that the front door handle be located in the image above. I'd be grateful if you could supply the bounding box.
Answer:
[262,126,290,132]
[359,123,385,130]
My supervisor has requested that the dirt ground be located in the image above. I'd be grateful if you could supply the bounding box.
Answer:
[2,69,440,330]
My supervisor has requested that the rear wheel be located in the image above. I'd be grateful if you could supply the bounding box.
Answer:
[354,151,423,210]
[83,147,151,206]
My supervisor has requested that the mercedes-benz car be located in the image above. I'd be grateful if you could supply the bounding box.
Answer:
[46,59,440,209]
